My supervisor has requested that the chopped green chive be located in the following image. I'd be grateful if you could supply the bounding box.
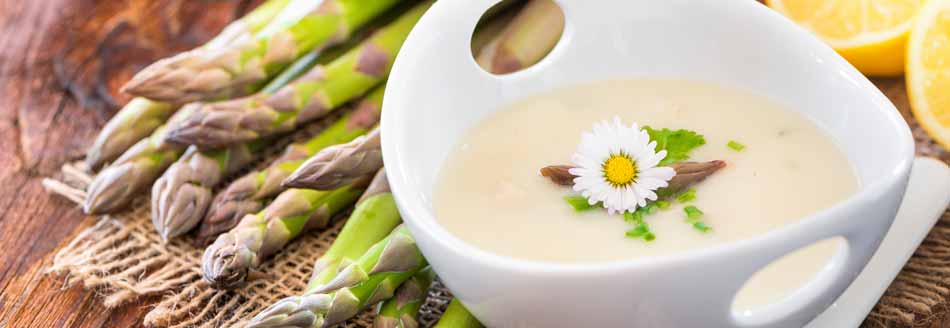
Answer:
[727,140,746,152]
[643,202,659,214]
[684,205,704,220]
[656,200,671,209]
[692,221,711,233]
[623,210,643,223]
[676,189,697,203]
[564,195,598,212]
[625,220,655,241]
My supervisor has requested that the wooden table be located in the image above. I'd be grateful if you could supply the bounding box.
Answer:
[0,0,947,327]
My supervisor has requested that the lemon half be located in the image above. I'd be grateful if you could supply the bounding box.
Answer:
[768,0,926,76]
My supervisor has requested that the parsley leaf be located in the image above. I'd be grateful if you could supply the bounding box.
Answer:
[564,195,599,212]
[645,126,706,166]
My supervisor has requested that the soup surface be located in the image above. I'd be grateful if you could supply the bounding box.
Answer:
[433,79,858,310]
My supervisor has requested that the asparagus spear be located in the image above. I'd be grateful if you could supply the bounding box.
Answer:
[194,85,384,246]
[84,0,292,170]
[165,1,433,149]
[539,160,727,195]
[282,127,382,190]
[83,50,323,215]
[302,169,403,292]
[201,175,374,289]
[373,267,435,328]
[151,141,267,241]
[433,299,485,328]
[476,0,564,74]
[83,107,195,214]
[121,0,400,104]
[246,224,427,328]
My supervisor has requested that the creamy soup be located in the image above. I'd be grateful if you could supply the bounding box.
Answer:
[433,79,858,310]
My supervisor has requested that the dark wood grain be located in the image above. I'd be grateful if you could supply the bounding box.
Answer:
[0,1,947,327]
[0,1,256,327]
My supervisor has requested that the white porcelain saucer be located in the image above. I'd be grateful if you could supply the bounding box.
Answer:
[807,157,950,327]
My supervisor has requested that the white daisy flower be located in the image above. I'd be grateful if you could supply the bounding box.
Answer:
[569,117,676,214]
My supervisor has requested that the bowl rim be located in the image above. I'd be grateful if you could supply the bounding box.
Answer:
[380,0,916,276]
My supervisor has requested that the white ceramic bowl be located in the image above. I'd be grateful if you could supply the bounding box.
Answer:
[381,0,915,327]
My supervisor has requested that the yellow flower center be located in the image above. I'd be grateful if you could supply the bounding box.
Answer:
[603,154,637,186]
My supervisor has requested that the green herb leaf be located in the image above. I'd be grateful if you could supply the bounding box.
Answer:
[692,221,711,233]
[645,126,706,165]
[656,200,671,209]
[643,202,659,214]
[684,205,704,220]
[565,195,599,212]
[623,210,643,223]
[727,140,746,152]
[643,232,656,241]
[625,220,655,241]
[675,189,697,203]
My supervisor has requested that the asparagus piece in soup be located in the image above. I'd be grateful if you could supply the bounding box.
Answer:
[540,160,726,195]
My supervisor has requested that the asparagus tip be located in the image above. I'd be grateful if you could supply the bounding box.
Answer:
[83,164,139,214]
[201,232,256,289]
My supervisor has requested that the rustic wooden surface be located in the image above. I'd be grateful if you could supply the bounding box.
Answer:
[0,0,258,327]
[0,1,947,327]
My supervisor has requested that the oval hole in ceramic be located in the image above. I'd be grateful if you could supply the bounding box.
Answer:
[732,237,848,325]
[469,0,565,75]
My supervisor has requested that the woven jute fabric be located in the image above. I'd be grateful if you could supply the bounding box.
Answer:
[42,78,950,327]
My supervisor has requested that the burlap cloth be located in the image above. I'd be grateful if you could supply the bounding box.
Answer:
[43,78,949,328]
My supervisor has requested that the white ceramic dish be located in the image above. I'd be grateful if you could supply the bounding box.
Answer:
[381,0,917,327]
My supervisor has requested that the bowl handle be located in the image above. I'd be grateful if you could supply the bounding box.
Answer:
[711,184,903,327]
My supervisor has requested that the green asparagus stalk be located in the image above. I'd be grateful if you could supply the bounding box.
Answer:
[539,160,727,194]
[433,299,485,328]
[83,107,195,214]
[246,224,427,328]
[154,50,352,235]
[83,49,323,215]
[282,127,382,190]
[201,174,376,289]
[194,85,385,246]
[84,0,291,170]
[151,141,267,241]
[302,169,403,292]
[85,99,174,171]
[374,267,435,328]
[476,0,564,74]
[121,0,400,104]
[165,1,433,149]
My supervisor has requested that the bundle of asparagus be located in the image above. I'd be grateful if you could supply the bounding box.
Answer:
[84,49,322,215]
[165,0,425,149]
[121,0,400,104]
[84,0,293,170]
[196,86,384,246]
